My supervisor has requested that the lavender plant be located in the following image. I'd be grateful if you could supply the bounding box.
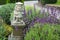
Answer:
[23,5,60,35]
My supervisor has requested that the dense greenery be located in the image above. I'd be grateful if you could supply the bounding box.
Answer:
[0,0,24,5]
[0,3,15,25]
[40,0,57,5]
[56,0,60,4]
[24,23,60,40]
[0,22,13,40]
[0,0,6,5]
[0,0,60,40]
[10,0,24,3]
[0,0,59,5]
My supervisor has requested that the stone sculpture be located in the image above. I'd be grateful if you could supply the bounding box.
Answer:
[8,2,25,40]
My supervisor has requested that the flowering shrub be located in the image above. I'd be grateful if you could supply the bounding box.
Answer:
[24,23,60,40]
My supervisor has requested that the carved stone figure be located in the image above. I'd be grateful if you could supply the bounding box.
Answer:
[8,2,25,40]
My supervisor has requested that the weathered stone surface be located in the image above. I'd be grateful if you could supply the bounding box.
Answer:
[13,29,23,36]
[11,2,25,26]
[8,34,23,40]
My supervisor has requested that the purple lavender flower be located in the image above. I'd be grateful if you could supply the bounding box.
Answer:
[29,20,35,27]
[23,7,26,16]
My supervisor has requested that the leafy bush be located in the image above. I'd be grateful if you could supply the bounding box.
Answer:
[3,23,13,36]
[0,22,13,40]
[0,24,6,40]
[0,3,15,25]
[24,23,60,40]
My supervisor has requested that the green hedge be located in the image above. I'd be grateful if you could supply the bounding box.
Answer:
[40,0,57,5]
[0,0,24,5]
[0,0,6,5]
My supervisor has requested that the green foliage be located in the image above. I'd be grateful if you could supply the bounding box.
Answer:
[0,0,10,5]
[0,3,15,25]
[0,0,6,5]
[56,0,60,5]
[0,0,24,5]
[10,0,24,3]
[40,0,57,5]
[0,22,13,40]
[3,23,13,36]
[6,0,10,4]
[0,24,6,40]
[24,23,60,40]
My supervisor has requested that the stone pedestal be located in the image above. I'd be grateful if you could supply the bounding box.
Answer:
[8,28,24,40]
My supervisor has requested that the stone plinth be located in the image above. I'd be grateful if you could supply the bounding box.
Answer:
[8,33,23,40]
[8,29,24,40]
[13,29,23,36]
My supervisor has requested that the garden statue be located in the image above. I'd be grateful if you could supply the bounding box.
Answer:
[11,2,25,26]
[8,2,25,40]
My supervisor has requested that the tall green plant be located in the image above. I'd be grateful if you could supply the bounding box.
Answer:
[24,23,60,40]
